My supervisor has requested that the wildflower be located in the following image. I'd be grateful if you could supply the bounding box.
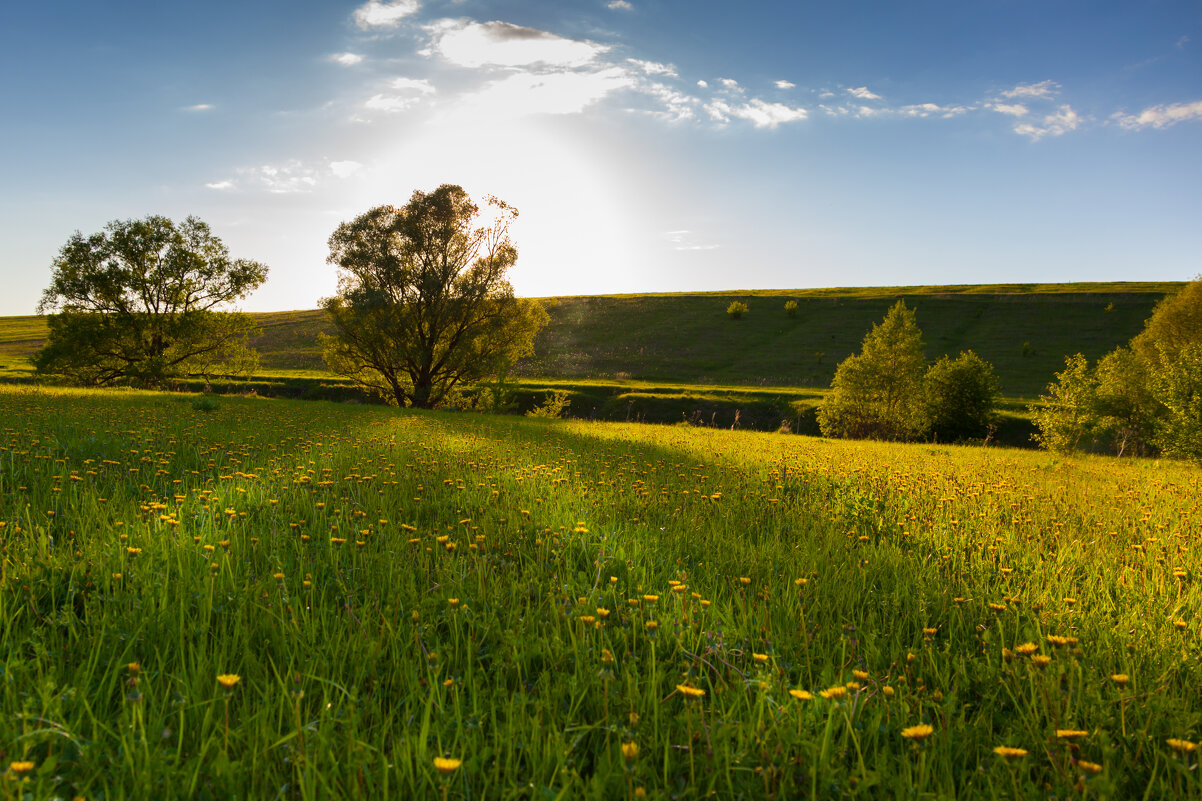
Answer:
[1110,674,1130,686]
[126,547,142,556]
[8,761,35,775]
[216,674,241,689]
[645,620,658,631]
[580,616,596,625]
[433,757,462,775]
[676,684,705,698]
[1174,620,1187,630]
[901,724,934,741]
[601,648,614,664]
[127,662,141,674]
[1056,730,1089,740]
[994,746,1028,759]
[1031,655,1052,669]
[819,686,848,700]
[883,685,895,698]
[642,594,659,604]
[273,572,285,580]
[448,598,459,607]
[739,577,751,585]
[621,741,639,762]
[922,628,936,637]
[1063,597,1077,606]
[852,670,869,681]
[1015,642,1039,656]
[753,653,769,663]
[788,689,813,701]
[1047,635,1078,648]
[795,578,808,586]
[1167,738,1198,753]
[597,608,610,618]
[1078,760,1103,775]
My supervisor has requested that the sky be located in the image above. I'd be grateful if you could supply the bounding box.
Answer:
[1,0,1200,315]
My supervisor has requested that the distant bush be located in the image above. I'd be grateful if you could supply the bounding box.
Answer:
[784,300,798,317]
[923,351,999,441]
[526,390,571,418]
[727,301,748,319]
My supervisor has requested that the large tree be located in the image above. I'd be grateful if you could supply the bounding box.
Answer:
[35,215,268,386]
[321,184,548,408]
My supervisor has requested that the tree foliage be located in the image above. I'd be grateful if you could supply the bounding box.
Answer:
[34,215,267,386]
[923,350,999,442]
[321,185,547,409]
[1132,276,1202,369]
[1030,354,1098,453]
[818,301,928,440]
[1150,342,1202,462]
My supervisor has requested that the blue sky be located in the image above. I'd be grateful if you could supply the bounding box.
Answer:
[1,0,1199,315]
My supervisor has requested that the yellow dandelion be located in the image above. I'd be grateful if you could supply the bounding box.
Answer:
[1056,729,1089,740]
[852,670,870,681]
[1014,642,1039,656]
[1031,655,1052,668]
[1167,738,1198,753]
[994,746,1028,759]
[676,684,706,699]
[752,653,769,663]
[1110,673,1130,686]
[819,686,848,700]
[126,547,142,556]
[883,685,895,698]
[216,673,241,689]
[621,741,639,762]
[433,757,462,775]
[448,598,459,607]
[739,577,751,585]
[645,620,658,630]
[1047,635,1078,648]
[8,761,35,775]
[643,594,659,603]
[1078,760,1103,775]
[901,724,934,741]
[922,627,937,637]
[788,689,813,701]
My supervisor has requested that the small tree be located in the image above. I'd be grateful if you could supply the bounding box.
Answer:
[784,300,798,317]
[1030,354,1098,453]
[1150,342,1202,462]
[818,300,927,440]
[923,350,1000,441]
[1132,277,1202,369]
[1093,347,1158,456]
[34,215,267,386]
[727,301,748,319]
[321,185,547,408]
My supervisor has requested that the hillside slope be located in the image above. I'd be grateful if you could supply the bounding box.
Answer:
[0,282,1181,397]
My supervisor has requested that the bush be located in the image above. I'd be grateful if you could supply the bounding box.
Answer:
[727,301,748,319]
[526,390,571,419]
[923,351,999,442]
[784,300,798,317]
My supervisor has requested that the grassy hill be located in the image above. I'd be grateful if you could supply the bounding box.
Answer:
[0,283,1182,435]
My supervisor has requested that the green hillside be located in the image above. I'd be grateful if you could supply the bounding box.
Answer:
[0,282,1182,398]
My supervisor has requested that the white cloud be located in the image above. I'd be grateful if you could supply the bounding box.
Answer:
[331,53,364,66]
[426,19,606,68]
[608,0,633,9]
[389,76,435,93]
[663,230,718,251]
[847,86,881,100]
[1112,99,1202,129]
[633,81,697,122]
[898,102,969,118]
[183,104,213,112]
[205,180,234,190]
[706,98,807,128]
[330,161,363,178]
[354,0,420,29]
[627,58,676,78]
[457,67,634,117]
[1001,80,1060,100]
[237,162,321,194]
[990,102,1028,117]
[774,80,795,90]
[1013,104,1081,139]
[696,79,708,89]
[365,94,417,112]
[718,77,740,90]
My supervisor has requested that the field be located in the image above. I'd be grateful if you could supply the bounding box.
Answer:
[2,385,1199,799]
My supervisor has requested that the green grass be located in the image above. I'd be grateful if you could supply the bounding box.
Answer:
[1,385,1200,799]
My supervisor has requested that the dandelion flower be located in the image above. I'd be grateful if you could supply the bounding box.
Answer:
[433,757,461,775]
[901,724,934,741]
[216,674,241,689]
[1110,674,1129,686]
[753,653,769,663]
[8,761,35,775]
[819,686,848,700]
[994,746,1028,759]
[1015,642,1039,656]
[645,620,658,631]
[676,684,705,699]
[1078,760,1103,775]
[852,670,869,681]
[789,689,813,701]
[1031,655,1052,669]
[1167,738,1198,753]
[1056,730,1089,739]
[621,741,639,762]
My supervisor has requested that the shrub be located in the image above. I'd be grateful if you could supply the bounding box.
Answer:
[727,301,748,319]
[784,300,798,317]
[526,390,571,419]
[923,351,1000,442]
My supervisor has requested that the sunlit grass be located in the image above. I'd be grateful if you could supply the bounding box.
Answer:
[1,385,1198,799]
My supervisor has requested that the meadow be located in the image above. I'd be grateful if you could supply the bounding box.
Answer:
[2,384,1199,799]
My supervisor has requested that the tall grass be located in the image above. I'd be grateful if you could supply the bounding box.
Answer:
[1,385,1198,799]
